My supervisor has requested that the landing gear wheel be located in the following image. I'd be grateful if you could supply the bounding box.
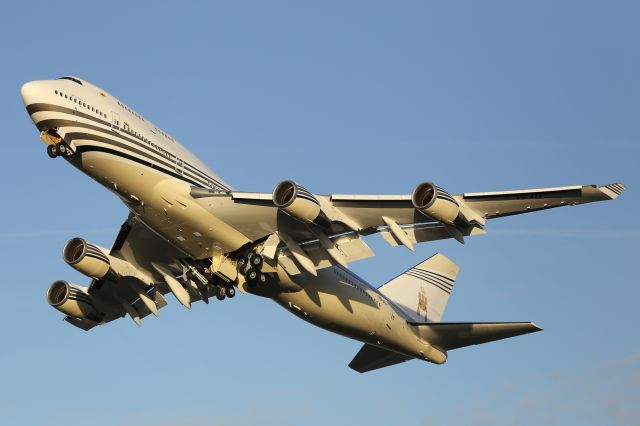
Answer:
[248,253,263,270]
[225,286,235,298]
[258,273,268,286]
[215,286,226,301]
[237,257,247,274]
[57,143,68,156]
[47,144,58,158]
[246,269,258,282]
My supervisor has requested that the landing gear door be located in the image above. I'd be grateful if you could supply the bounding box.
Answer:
[111,112,120,130]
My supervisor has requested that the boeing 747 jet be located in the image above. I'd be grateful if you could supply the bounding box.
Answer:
[21,77,624,372]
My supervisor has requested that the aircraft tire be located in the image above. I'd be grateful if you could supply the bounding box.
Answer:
[258,273,268,286]
[225,286,235,298]
[215,286,226,301]
[47,144,58,158]
[237,257,247,274]
[57,143,68,156]
[248,253,263,270]
[247,269,258,281]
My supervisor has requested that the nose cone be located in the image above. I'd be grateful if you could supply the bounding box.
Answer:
[20,80,46,106]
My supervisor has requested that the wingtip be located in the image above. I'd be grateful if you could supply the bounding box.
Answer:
[530,322,544,332]
[600,182,625,199]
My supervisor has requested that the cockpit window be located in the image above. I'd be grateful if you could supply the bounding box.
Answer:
[58,76,83,85]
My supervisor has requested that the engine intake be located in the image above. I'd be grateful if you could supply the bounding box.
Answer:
[47,280,99,321]
[63,238,116,281]
[272,180,329,227]
[412,182,460,225]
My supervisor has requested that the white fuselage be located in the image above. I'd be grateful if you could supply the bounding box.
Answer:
[21,77,434,363]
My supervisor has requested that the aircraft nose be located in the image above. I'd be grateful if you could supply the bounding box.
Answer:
[20,80,46,106]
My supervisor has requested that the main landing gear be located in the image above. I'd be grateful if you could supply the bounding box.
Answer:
[47,143,73,158]
[182,260,236,303]
[238,253,270,288]
[214,283,236,301]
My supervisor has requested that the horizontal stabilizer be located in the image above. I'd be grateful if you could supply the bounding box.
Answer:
[413,321,542,351]
[349,344,412,373]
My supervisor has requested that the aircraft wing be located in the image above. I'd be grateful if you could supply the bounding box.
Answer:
[59,215,214,330]
[196,182,623,275]
[322,182,623,230]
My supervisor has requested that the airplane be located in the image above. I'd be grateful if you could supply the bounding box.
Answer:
[20,76,624,372]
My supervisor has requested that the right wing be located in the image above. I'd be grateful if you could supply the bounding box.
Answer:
[55,215,213,330]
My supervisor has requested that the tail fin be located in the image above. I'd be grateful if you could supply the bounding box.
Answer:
[378,253,459,322]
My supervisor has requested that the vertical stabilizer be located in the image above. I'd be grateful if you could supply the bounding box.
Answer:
[378,253,459,322]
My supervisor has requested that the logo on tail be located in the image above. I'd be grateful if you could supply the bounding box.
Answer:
[417,285,428,320]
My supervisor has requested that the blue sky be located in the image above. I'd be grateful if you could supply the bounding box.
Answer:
[1,1,638,425]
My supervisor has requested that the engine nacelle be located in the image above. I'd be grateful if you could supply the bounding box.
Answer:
[412,182,460,225]
[272,180,329,226]
[63,238,117,281]
[47,280,100,321]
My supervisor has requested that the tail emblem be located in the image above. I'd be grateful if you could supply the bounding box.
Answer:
[417,286,428,320]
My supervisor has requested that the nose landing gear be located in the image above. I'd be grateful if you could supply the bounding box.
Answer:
[46,143,73,159]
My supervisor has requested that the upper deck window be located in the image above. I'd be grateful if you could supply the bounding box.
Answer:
[58,76,83,86]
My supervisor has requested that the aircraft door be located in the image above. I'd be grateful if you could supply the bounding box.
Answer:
[111,112,120,130]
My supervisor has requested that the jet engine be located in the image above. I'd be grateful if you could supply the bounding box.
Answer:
[47,280,100,321]
[63,238,117,281]
[412,182,461,224]
[272,180,330,227]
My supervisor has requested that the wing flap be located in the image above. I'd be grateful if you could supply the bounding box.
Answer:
[277,234,374,276]
[380,223,486,247]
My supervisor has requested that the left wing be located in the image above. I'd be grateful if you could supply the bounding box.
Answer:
[194,181,623,275]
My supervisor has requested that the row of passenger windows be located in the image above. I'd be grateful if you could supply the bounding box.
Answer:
[116,101,175,144]
[116,100,144,122]
[55,90,107,118]
[121,123,150,144]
